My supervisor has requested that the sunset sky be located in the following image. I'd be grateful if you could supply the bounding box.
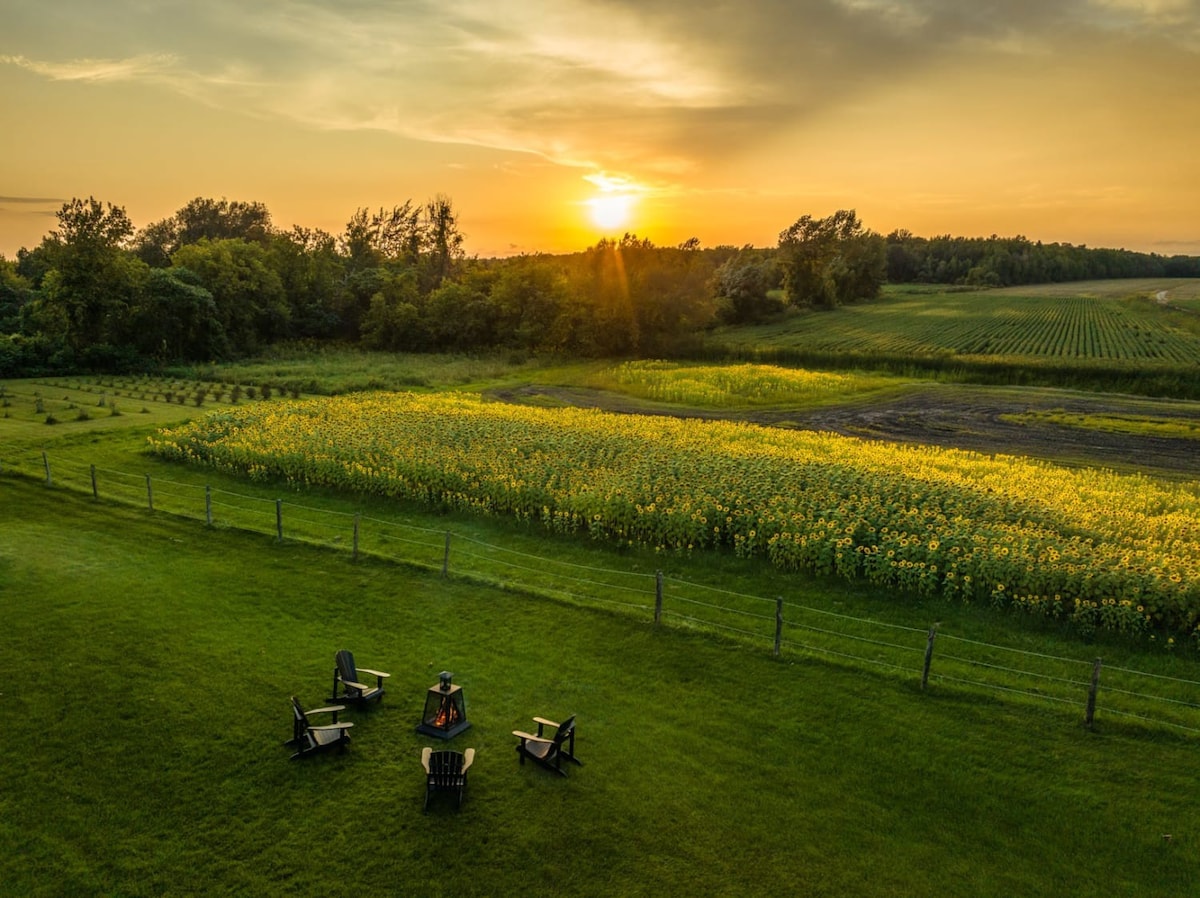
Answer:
[2,1,1198,259]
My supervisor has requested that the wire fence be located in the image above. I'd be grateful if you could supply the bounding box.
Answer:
[7,449,1200,738]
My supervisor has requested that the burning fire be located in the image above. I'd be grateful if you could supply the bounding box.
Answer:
[432,699,461,728]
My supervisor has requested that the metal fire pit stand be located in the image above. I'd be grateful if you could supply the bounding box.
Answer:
[416,671,471,740]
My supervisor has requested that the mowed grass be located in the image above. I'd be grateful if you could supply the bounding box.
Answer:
[3,478,1200,897]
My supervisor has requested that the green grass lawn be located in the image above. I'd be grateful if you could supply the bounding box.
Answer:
[3,478,1199,897]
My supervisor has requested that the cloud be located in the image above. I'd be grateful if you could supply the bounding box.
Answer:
[0,52,176,82]
[0,196,63,218]
[3,0,1198,184]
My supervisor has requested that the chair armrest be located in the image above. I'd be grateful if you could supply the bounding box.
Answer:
[305,705,346,717]
[421,746,432,772]
[357,668,390,678]
[513,730,552,744]
[309,722,353,732]
[461,748,476,773]
[340,679,370,691]
[532,716,560,729]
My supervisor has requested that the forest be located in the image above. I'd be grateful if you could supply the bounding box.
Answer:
[1,195,1197,374]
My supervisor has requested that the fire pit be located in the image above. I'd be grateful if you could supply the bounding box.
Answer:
[416,671,471,739]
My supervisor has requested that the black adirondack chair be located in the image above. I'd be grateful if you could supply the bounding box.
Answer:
[285,696,353,760]
[328,649,389,707]
[513,715,581,776]
[421,747,476,811]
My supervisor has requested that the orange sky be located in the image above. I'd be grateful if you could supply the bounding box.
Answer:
[2,1,1198,259]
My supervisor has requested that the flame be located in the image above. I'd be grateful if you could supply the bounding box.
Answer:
[432,698,461,728]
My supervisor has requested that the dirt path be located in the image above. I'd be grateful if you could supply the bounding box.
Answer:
[486,384,1200,479]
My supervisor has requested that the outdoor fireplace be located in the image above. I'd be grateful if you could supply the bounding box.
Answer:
[416,671,471,739]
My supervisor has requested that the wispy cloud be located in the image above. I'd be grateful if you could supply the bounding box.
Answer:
[3,0,1198,185]
[0,52,176,82]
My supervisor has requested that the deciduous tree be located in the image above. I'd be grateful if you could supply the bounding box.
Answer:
[777,209,884,308]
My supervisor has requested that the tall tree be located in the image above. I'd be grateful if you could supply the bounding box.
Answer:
[488,255,571,350]
[778,209,884,308]
[124,267,224,361]
[37,197,145,358]
[0,257,32,334]
[175,197,273,246]
[419,194,464,293]
[172,238,287,355]
[713,247,783,324]
[269,227,343,339]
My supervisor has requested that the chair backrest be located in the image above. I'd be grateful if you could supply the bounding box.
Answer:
[290,696,310,741]
[428,750,465,784]
[335,650,357,681]
[554,715,576,747]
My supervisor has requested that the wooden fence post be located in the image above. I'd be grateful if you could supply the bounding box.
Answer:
[43,451,51,487]
[275,499,283,542]
[1084,658,1103,729]
[90,464,98,500]
[655,571,663,624]
[145,474,153,512]
[921,624,939,690]
[774,597,784,656]
[205,485,213,527]
[353,514,360,562]
[442,531,451,577]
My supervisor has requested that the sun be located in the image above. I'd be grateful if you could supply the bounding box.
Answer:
[587,193,635,232]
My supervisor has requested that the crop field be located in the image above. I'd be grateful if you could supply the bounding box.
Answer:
[148,391,1200,640]
[0,375,293,436]
[709,279,1200,372]
[583,361,902,409]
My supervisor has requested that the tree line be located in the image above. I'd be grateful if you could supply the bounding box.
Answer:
[884,231,1200,286]
[0,196,1195,374]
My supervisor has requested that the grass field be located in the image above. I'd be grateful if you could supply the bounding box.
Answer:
[703,279,1200,396]
[710,280,1200,363]
[5,333,1200,894]
[183,347,545,396]
[4,478,1200,897]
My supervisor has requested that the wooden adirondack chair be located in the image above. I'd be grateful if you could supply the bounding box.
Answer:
[328,649,389,707]
[513,715,581,776]
[285,696,353,760]
[421,747,476,811]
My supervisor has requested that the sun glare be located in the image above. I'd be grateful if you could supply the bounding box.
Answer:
[588,193,635,232]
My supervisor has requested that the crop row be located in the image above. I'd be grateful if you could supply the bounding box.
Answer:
[148,392,1200,639]
[726,293,1200,365]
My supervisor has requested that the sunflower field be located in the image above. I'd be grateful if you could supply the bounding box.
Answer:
[148,392,1200,639]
